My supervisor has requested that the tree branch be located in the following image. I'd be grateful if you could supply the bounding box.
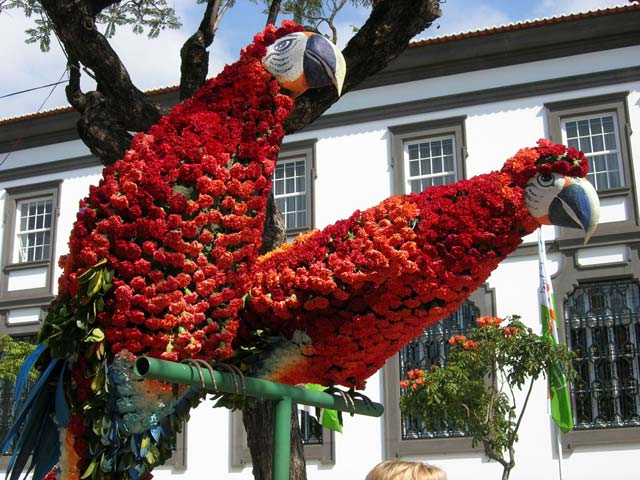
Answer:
[266,0,282,26]
[86,0,120,16]
[65,57,134,164]
[41,0,166,163]
[179,0,225,100]
[284,0,441,133]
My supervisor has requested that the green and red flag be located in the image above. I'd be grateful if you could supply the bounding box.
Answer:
[538,229,574,433]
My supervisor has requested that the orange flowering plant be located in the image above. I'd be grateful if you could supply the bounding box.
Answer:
[399,315,574,480]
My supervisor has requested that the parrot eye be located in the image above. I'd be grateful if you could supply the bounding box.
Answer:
[274,38,294,52]
[537,174,554,187]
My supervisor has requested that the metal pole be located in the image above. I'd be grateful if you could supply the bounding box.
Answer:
[273,397,292,480]
[134,356,384,418]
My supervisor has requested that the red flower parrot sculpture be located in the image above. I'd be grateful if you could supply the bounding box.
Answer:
[2,21,598,480]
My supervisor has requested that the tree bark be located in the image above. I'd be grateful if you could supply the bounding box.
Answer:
[243,399,307,480]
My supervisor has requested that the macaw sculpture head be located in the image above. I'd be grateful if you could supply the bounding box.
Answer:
[261,31,346,97]
[502,139,600,242]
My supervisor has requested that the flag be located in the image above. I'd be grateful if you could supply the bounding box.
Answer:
[538,229,574,433]
[300,384,342,433]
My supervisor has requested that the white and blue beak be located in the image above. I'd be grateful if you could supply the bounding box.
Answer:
[525,173,600,243]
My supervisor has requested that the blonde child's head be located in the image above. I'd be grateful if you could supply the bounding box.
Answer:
[365,460,447,480]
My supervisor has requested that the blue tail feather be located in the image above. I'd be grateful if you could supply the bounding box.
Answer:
[2,343,65,480]
[12,343,47,413]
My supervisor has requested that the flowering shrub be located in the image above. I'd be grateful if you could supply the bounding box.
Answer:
[399,315,574,480]
[237,141,588,389]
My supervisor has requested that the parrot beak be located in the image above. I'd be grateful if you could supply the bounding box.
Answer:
[262,32,345,98]
[547,176,600,243]
[302,33,345,96]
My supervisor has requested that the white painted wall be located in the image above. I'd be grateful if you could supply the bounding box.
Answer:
[2,41,639,480]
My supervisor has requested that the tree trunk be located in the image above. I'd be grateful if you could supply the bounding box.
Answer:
[243,398,308,480]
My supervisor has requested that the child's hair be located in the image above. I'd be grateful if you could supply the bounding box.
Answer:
[365,460,447,480]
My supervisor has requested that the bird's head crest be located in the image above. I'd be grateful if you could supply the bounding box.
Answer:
[501,139,589,186]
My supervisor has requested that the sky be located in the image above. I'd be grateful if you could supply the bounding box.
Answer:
[0,0,630,120]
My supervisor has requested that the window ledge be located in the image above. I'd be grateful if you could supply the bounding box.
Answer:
[391,436,480,457]
[564,425,640,450]
[3,260,51,273]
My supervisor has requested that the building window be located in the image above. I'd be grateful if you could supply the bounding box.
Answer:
[1,181,60,334]
[389,117,466,195]
[231,407,334,467]
[399,301,478,440]
[545,93,637,242]
[405,136,457,192]
[562,114,623,191]
[14,197,53,263]
[274,140,316,235]
[383,285,494,457]
[563,280,640,430]
[299,410,323,445]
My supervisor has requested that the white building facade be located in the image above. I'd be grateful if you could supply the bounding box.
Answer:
[1,5,639,479]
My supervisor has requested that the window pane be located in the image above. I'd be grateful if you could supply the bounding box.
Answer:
[275,179,284,195]
[410,179,422,193]
[580,137,592,154]
[421,159,430,175]
[409,161,420,177]
[604,133,617,151]
[589,118,603,135]
[566,122,578,138]
[408,144,419,160]
[602,116,615,132]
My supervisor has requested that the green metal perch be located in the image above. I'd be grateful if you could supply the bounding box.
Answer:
[134,356,384,480]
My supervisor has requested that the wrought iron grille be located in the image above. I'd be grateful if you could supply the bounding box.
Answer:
[399,301,479,439]
[298,410,323,445]
[0,335,36,456]
[564,280,640,429]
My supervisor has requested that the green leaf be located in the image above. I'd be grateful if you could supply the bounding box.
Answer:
[87,269,104,298]
[85,328,105,343]
[81,459,97,479]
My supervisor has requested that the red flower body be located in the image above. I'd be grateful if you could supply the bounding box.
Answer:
[236,143,587,389]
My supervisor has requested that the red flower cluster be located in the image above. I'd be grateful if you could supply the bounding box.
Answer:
[500,138,588,187]
[238,141,586,389]
[475,316,503,327]
[448,335,479,350]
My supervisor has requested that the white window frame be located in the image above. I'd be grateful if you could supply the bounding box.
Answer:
[274,140,316,236]
[404,134,458,193]
[13,195,54,264]
[389,117,467,195]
